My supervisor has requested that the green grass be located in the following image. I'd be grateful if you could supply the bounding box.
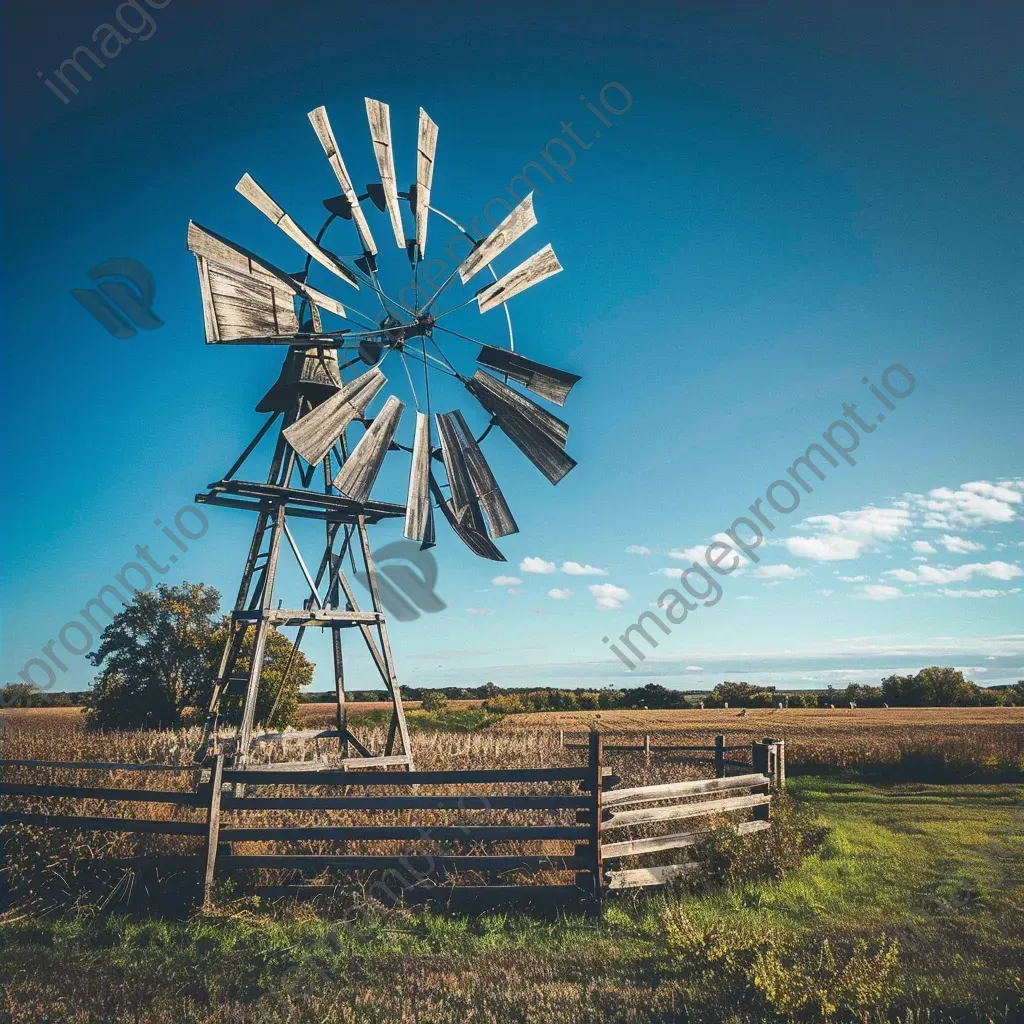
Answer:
[3,779,1022,1022]
[351,706,496,731]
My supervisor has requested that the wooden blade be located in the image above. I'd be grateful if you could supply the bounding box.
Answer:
[457,193,537,284]
[441,410,518,538]
[415,107,438,258]
[429,473,506,562]
[235,173,360,289]
[476,344,580,406]
[307,105,378,256]
[404,412,432,542]
[188,221,350,342]
[333,395,405,503]
[282,367,386,464]
[476,244,562,314]
[365,98,405,249]
[467,371,576,484]
[435,412,474,516]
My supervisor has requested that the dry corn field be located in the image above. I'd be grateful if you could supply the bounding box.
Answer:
[0,708,712,909]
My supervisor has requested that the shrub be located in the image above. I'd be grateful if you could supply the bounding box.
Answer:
[482,693,526,714]
[419,690,449,712]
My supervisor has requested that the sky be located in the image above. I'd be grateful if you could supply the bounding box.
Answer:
[2,2,1022,697]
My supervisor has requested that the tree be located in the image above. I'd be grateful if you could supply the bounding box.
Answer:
[0,682,45,708]
[84,582,312,730]
[881,666,978,707]
[420,689,449,713]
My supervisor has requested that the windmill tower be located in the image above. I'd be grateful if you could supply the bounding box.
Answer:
[188,99,581,769]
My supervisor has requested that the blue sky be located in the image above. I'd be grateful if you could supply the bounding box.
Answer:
[2,2,1022,695]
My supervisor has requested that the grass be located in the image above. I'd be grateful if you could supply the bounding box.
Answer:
[2,779,1022,1021]
[2,710,1023,1020]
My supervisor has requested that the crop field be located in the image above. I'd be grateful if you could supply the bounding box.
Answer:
[2,707,1023,1022]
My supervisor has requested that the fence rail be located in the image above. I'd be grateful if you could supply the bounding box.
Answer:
[1,736,784,905]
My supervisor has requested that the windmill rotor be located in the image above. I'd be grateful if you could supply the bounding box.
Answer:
[190,96,582,562]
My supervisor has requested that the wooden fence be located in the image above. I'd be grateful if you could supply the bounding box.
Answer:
[0,735,783,906]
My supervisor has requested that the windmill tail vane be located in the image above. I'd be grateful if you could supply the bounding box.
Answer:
[186,97,582,770]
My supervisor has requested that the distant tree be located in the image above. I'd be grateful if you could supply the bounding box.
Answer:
[0,682,47,708]
[619,683,686,709]
[708,681,771,708]
[576,691,601,710]
[880,666,979,707]
[84,582,311,730]
[420,689,450,713]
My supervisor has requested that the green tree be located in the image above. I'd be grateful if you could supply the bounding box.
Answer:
[880,666,979,707]
[420,689,450,712]
[84,582,311,730]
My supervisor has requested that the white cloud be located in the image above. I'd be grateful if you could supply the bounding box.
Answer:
[548,588,574,600]
[561,561,608,576]
[786,507,911,562]
[520,557,556,574]
[913,479,1022,529]
[625,545,651,555]
[852,584,904,601]
[835,575,868,582]
[466,608,492,616]
[885,561,1023,585]
[939,534,984,554]
[816,589,835,596]
[911,540,936,554]
[933,587,1022,599]
[589,583,631,610]
[506,587,525,595]
[491,575,522,586]
[669,546,705,562]
[684,665,703,671]
[751,564,808,580]
[656,567,684,579]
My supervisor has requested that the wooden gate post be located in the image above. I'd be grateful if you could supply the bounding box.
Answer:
[751,740,771,822]
[714,735,725,778]
[202,753,225,908]
[643,733,651,766]
[588,730,604,905]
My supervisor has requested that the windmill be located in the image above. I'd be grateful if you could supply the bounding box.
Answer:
[189,98,582,769]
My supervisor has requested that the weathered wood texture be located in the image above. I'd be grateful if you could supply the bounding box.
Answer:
[603,792,771,831]
[307,104,378,255]
[224,767,589,786]
[235,173,360,288]
[415,107,438,257]
[404,412,432,541]
[333,395,405,502]
[477,243,562,313]
[365,97,405,248]
[476,344,580,406]
[606,862,701,890]
[436,410,518,538]
[602,818,771,859]
[282,367,386,464]
[2,812,206,836]
[0,784,204,806]
[457,193,537,284]
[467,370,576,484]
[603,773,770,808]
[429,471,507,561]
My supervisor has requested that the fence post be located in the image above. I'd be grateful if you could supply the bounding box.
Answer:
[644,733,651,766]
[776,739,786,790]
[588,730,604,906]
[714,735,725,778]
[751,740,771,821]
[559,729,564,749]
[202,752,225,908]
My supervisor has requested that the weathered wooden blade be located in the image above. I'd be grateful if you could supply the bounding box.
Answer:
[429,473,506,562]
[189,221,349,323]
[435,412,475,516]
[235,173,360,289]
[457,193,537,284]
[365,98,405,249]
[467,371,576,484]
[404,412,432,542]
[476,244,562,314]
[476,345,580,406]
[282,367,386,464]
[414,107,438,258]
[439,410,518,538]
[307,105,378,256]
[333,395,405,503]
